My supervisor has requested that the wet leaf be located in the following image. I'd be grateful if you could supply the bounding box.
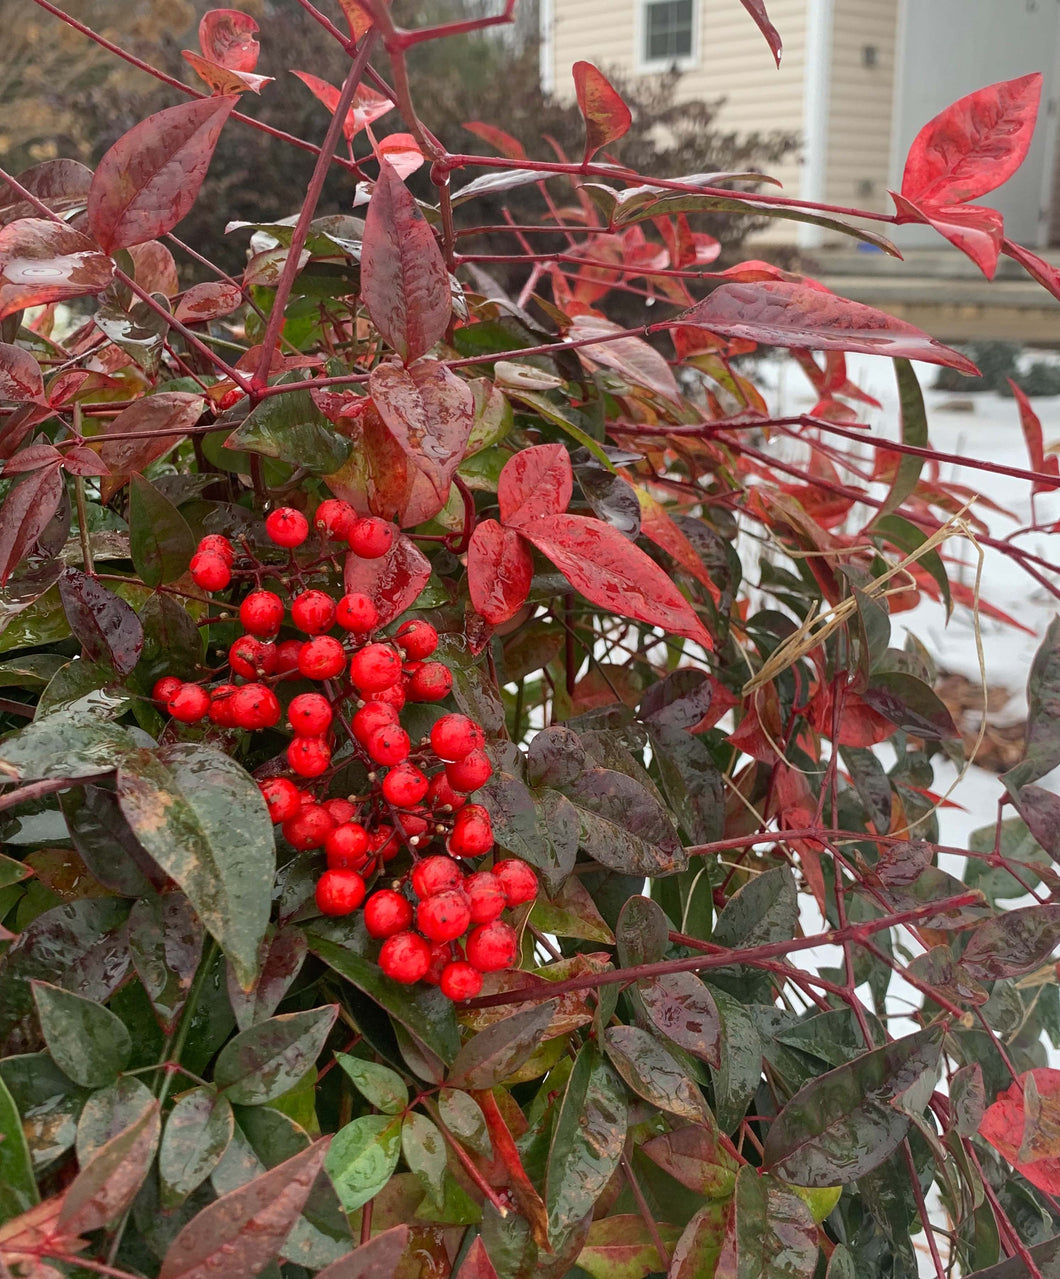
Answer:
[59,1101,161,1236]
[639,971,721,1067]
[563,766,686,877]
[0,218,114,320]
[467,519,533,625]
[476,771,578,893]
[226,926,308,1031]
[97,392,205,499]
[498,442,573,525]
[1003,619,1060,797]
[0,342,45,404]
[88,96,238,252]
[729,1165,818,1279]
[173,280,243,324]
[215,1006,337,1105]
[401,1111,446,1205]
[57,568,143,675]
[128,474,195,588]
[117,744,275,990]
[314,1225,412,1279]
[616,894,668,968]
[576,1214,682,1279]
[75,1076,155,1164]
[739,0,783,66]
[714,866,798,949]
[761,1025,944,1186]
[669,1202,732,1279]
[342,534,432,627]
[336,1055,408,1115]
[0,159,92,225]
[0,461,63,586]
[0,1070,38,1222]
[31,980,131,1088]
[604,1025,707,1121]
[639,668,713,731]
[961,905,1060,980]
[437,1087,492,1158]
[861,671,958,740]
[572,62,632,163]
[448,1000,559,1089]
[128,894,204,1033]
[325,1114,401,1213]
[62,784,161,897]
[980,1068,1060,1195]
[159,1087,235,1207]
[199,7,261,70]
[951,1063,985,1138]
[569,315,679,404]
[530,876,613,944]
[226,388,348,473]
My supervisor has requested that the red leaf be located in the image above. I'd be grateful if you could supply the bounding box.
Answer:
[498,443,573,525]
[467,520,534,625]
[335,0,374,40]
[454,1238,500,1279]
[291,73,393,141]
[59,1103,161,1236]
[635,488,720,602]
[374,133,424,180]
[568,315,680,403]
[0,461,63,584]
[62,446,110,478]
[96,392,206,501]
[1008,379,1060,495]
[891,191,1003,278]
[980,1068,1060,1195]
[739,0,782,67]
[0,159,92,226]
[127,241,180,297]
[87,96,238,253]
[519,513,712,646]
[901,73,1042,207]
[181,51,273,96]
[1003,237,1060,303]
[674,281,979,375]
[0,218,114,320]
[174,281,243,324]
[361,161,451,365]
[314,1227,412,1279]
[343,534,431,626]
[572,62,632,164]
[198,9,261,71]
[3,443,63,473]
[463,121,527,161]
[369,361,473,506]
[0,342,46,404]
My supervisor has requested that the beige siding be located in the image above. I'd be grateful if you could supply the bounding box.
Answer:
[824,0,899,219]
[548,0,809,242]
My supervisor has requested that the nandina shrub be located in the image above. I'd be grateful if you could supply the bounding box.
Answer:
[0,4,1060,1279]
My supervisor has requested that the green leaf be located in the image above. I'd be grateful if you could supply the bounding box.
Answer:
[401,1112,447,1205]
[562,766,687,877]
[0,653,66,688]
[1003,618,1060,797]
[648,723,725,846]
[128,894,204,1034]
[159,1087,235,1208]
[615,894,668,969]
[710,986,763,1132]
[0,704,135,780]
[714,866,797,949]
[227,926,309,1032]
[0,852,32,890]
[447,1000,559,1090]
[576,1215,683,1279]
[0,1069,38,1222]
[529,876,614,944]
[729,1165,818,1279]
[31,979,131,1088]
[950,1063,985,1138]
[336,1055,408,1115]
[872,514,951,615]
[76,1076,156,1165]
[669,1201,731,1279]
[476,771,577,894]
[876,359,929,521]
[761,1025,944,1186]
[0,1053,90,1169]
[603,1024,707,1121]
[641,1120,739,1198]
[324,1114,401,1214]
[546,1042,627,1243]
[214,1006,338,1105]
[225,387,350,473]
[436,1088,491,1158]
[862,672,958,740]
[128,473,195,588]
[639,971,721,1066]
[117,744,275,989]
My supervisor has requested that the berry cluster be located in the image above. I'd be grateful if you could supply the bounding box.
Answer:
[153,504,538,999]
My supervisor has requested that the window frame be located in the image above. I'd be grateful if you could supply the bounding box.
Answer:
[635,0,699,74]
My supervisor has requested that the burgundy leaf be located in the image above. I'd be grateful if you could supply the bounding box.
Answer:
[454,1238,500,1279]
[343,534,431,626]
[315,1226,412,1279]
[0,158,92,226]
[463,121,527,161]
[0,218,114,320]
[901,73,1042,207]
[519,513,712,646]
[498,442,573,525]
[198,9,261,71]
[58,568,145,675]
[891,191,1003,279]
[174,280,244,324]
[673,281,979,375]
[97,391,205,501]
[87,96,238,253]
[568,314,680,403]
[59,1103,161,1236]
[0,342,46,404]
[127,240,180,297]
[369,360,474,504]
[158,1139,329,1279]
[467,519,534,625]
[739,0,783,67]
[1009,379,1060,494]
[291,73,393,141]
[572,62,632,164]
[0,461,63,584]
[3,443,63,473]
[361,160,451,364]
[181,52,273,96]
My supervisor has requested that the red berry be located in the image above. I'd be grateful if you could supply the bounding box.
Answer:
[335,592,379,634]
[288,692,333,737]
[190,552,230,592]
[465,872,507,924]
[406,662,453,703]
[167,683,210,723]
[395,619,438,660]
[417,890,471,944]
[466,920,518,972]
[229,636,277,679]
[240,590,284,637]
[379,931,432,983]
[440,960,483,1001]
[366,724,410,766]
[449,803,494,857]
[198,534,234,565]
[275,638,303,678]
[373,680,407,712]
[153,675,182,705]
[347,516,394,559]
[350,643,402,693]
[430,714,484,762]
[314,499,357,540]
[315,868,366,916]
[291,590,336,635]
[364,889,413,939]
[412,855,464,900]
[394,809,430,844]
[368,825,399,862]
[382,763,429,807]
[445,749,493,793]
[325,821,369,864]
[231,683,281,731]
[352,701,399,745]
[282,803,335,850]
[265,507,309,548]
[426,772,467,813]
[288,736,332,778]
[260,777,301,823]
[494,859,538,907]
[423,941,451,985]
[208,683,239,726]
[323,797,358,824]
[298,636,346,680]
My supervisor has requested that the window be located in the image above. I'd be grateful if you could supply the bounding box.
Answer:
[643,0,695,67]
